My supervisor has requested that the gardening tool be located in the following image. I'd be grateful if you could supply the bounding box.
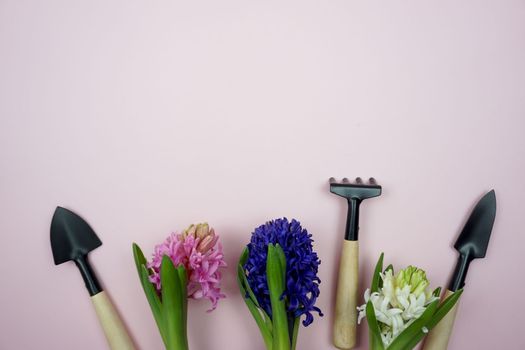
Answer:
[423,190,496,350]
[330,177,382,349]
[50,206,136,350]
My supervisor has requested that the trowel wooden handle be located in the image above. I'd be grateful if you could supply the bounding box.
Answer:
[91,291,136,350]
[333,240,359,349]
[423,289,460,350]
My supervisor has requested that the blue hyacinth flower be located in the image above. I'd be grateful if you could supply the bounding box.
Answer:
[237,218,323,350]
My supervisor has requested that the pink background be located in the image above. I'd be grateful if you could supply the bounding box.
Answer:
[1,1,524,349]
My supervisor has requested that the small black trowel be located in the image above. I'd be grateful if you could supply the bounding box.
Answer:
[50,206,136,350]
[423,190,497,350]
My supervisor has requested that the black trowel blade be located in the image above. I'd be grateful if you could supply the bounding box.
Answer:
[50,207,102,265]
[454,190,497,259]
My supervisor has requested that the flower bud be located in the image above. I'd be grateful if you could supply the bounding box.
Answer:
[197,229,218,253]
[183,224,197,238]
[413,280,429,297]
[396,266,429,297]
[196,223,210,239]
[395,268,408,289]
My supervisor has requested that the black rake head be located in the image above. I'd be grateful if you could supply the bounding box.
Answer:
[329,177,382,241]
[329,177,382,201]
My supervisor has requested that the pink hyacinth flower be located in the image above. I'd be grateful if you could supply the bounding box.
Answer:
[147,223,227,311]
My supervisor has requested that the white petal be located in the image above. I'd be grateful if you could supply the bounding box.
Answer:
[416,292,426,306]
[364,288,371,301]
[387,308,403,316]
[357,310,366,324]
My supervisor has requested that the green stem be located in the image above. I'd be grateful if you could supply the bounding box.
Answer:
[291,317,300,350]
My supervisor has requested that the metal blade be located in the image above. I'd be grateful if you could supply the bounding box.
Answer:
[454,190,497,259]
[50,206,102,265]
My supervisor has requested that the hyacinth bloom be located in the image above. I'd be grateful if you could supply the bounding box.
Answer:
[148,223,226,310]
[357,268,436,345]
[133,223,226,350]
[237,218,322,350]
[359,253,463,350]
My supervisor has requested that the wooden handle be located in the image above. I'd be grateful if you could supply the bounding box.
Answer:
[423,289,460,350]
[333,240,359,349]
[91,291,136,350]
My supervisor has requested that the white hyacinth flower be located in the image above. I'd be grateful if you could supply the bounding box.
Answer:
[357,266,438,347]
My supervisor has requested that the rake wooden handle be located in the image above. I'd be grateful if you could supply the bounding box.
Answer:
[91,291,136,350]
[333,240,359,349]
[423,289,460,350]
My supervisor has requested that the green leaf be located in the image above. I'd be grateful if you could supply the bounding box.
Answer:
[237,247,273,349]
[176,266,188,339]
[238,248,273,334]
[133,243,167,347]
[387,299,439,350]
[138,265,162,317]
[132,243,147,276]
[427,289,463,330]
[140,265,167,346]
[366,301,385,350]
[238,247,249,265]
[432,287,442,298]
[132,245,158,314]
[275,245,287,277]
[267,244,290,350]
[237,248,261,307]
[371,253,384,293]
[243,291,274,349]
[161,256,189,350]
[397,290,463,350]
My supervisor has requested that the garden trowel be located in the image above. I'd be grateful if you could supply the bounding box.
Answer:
[50,206,136,350]
[423,190,497,350]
